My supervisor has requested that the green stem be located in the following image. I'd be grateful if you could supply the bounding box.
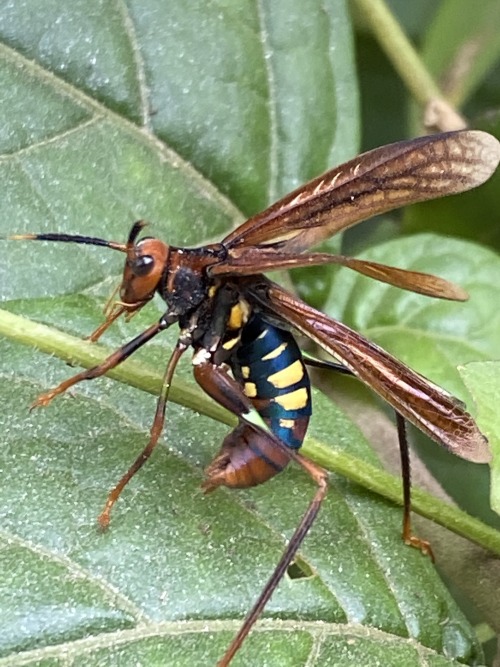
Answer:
[305,437,500,555]
[1,307,499,556]
[352,0,465,130]
[0,307,233,427]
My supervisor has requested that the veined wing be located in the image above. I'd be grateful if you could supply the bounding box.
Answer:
[223,131,500,253]
[248,280,491,464]
[209,247,468,300]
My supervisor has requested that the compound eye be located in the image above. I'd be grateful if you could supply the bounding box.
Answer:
[132,254,155,276]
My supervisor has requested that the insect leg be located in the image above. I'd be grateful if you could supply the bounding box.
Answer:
[193,357,328,666]
[193,356,252,422]
[217,454,327,667]
[304,356,432,556]
[85,303,127,342]
[31,320,165,409]
[396,414,432,558]
[98,338,189,528]
[194,358,293,488]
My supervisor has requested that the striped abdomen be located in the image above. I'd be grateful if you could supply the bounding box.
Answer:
[203,315,311,491]
[234,314,311,449]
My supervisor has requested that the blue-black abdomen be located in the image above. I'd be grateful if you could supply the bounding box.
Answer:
[231,314,311,449]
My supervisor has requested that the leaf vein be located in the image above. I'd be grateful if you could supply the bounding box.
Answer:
[115,0,152,129]
[0,526,150,623]
[255,0,278,204]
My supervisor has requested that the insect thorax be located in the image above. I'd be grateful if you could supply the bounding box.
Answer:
[160,245,225,322]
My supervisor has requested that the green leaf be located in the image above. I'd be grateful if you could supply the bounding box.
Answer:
[403,1,500,249]
[324,234,500,399]
[420,0,500,107]
[459,361,500,515]
[0,2,495,666]
[0,308,484,666]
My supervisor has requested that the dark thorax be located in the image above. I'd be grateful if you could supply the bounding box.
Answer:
[156,244,252,367]
[158,243,226,324]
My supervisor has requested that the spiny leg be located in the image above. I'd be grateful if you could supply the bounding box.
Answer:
[98,339,188,528]
[31,321,164,408]
[217,455,328,667]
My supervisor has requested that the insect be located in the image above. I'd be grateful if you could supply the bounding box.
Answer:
[4,130,500,666]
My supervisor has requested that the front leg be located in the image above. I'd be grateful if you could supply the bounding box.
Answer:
[98,338,188,528]
[31,320,165,408]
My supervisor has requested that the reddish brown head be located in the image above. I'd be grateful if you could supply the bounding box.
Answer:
[119,221,169,308]
[5,220,224,328]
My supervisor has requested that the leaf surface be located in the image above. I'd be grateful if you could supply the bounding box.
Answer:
[0,2,493,666]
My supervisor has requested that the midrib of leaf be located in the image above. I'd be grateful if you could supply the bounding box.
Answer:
[0,39,243,226]
[0,307,232,426]
[1,306,499,558]
[0,619,469,667]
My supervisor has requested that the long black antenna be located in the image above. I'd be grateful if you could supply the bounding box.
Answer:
[127,220,148,248]
[3,232,127,252]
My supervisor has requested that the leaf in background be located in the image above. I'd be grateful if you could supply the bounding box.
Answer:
[0,1,494,665]
[402,0,500,248]
[323,234,500,399]
[419,0,500,107]
[460,361,500,515]
[321,233,500,578]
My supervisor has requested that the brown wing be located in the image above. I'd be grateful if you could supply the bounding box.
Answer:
[248,280,490,464]
[209,248,468,300]
[223,130,500,253]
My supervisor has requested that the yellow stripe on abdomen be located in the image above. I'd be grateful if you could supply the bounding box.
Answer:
[267,359,304,388]
[274,387,309,411]
[244,382,258,398]
[261,342,288,361]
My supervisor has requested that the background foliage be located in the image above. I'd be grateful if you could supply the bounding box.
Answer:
[0,1,499,665]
